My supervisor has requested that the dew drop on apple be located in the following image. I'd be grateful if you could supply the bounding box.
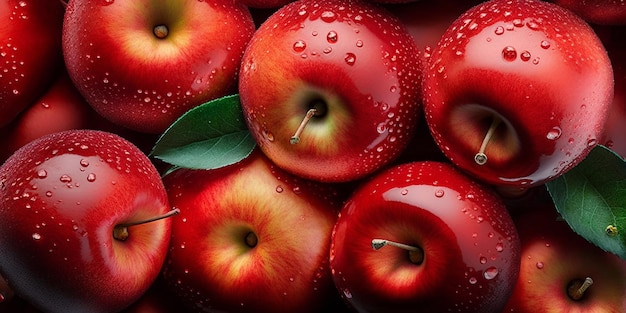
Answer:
[495,242,504,252]
[468,277,478,285]
[37,169,47,178]
[480,256,487,264]
[87,173,96,182]
[79,159,89,167]
[321,11,336,23]
[483,267,498,280]
[520,50,531,62]
[546,127,561,140]
[345,53,356,66]
[293,40,306,53]
[536,262,544,269]
[276,185,284,193]
[327,31,338,43]
[32,233,41,241]
[376,122,387,134]
[502,46,517,61]
[540,40,551,49]
[59,175,72,183]
[435,189,445,197]
[494,26,505,35]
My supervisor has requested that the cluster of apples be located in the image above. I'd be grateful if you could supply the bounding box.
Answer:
[0,0,625,312]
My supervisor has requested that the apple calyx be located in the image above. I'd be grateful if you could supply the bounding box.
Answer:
[371,239,424,265]
[567,277,594,301]
[244,231,258,248]
[290,99,328,145]
[474,116,502,166]
[153,25,169,39]
[113,207,180,241]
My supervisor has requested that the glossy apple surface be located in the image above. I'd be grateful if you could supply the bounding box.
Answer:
[330,161,521,313]
[62,0,256,133]
[503,205,626,312]
[0,130,172,313]
[239,0,423,182]
[423,0,614,187]
[162,151,341,313]
[0,0,64,127]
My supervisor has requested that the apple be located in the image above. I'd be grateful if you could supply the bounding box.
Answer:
[238,0,423,183]
[1,70,99,161]
[240,0,294,9]
[0,129,176,313]
[62,0,256,134]
[0,0,65,127]
[502,204,626,312]
[422,0,614,188]
[552,0,626,25]
[161,150,342,313]
[330,161,521,313]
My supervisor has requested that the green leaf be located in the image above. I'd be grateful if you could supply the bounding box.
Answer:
[546,145,626,259]
[150,94,256,171]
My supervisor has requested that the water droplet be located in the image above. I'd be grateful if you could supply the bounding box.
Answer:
[376,123,387,134]
[37,169,47,178]
[45,191,53,197]
[520,50,531,61]
[540,40,551,49]
[32,233,41,240]
[536,262,544,269]
[494,26,505,35]
[276,185,284,193]
[293,40,306,53]
[502,46,517,61]
[80,159,90,167]
[87,173,96,182]
[435,189,445,197]
[327,31,338,43]
[480,257,487,264]
[355,40,363,47]
[401,189,408,195]
[469,277,478,284]
[344,53,356,66]
[495,243,504,252]
[321,11,336,22]
[587,138,597,147]
[546,127,562,140]
[483,267,498,280]
[59,175,72,183]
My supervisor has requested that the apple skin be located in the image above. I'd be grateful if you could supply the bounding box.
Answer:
[239,0,423,183]
[502,204,626,312]
[0,0,65,127]
[599,26,626,159]
[1,70,99,160]
[330,161,521,313]
[422,0,614,187]
[553,0,626,25]
[161,150,341,313]
[62,0,256,134]
[0,129,172,313]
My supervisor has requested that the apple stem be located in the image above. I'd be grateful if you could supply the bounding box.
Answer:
[153,25,169,39]
[474,116,502,165]
[567,277,593,301]
[113,207,180,241]
[290,108,317,145]
[371,238,424,265]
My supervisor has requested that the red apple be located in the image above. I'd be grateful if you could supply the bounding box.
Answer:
[0,129,175,313]
[239,0,423,182]
[161,151,341,313]
[330,161,521,313]
[62,0,256,134]
[553,0,626,25]
[422,0,614,188]
[0,0,65,127]
[1,70,98,160]
[503,204,626,312]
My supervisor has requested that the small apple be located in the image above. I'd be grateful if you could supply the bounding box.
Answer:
[502,204,626,312]
[0,0,65,127]
[0,129,176,313]
[330,161,521,313]
[1,70,98,160]
[161,150,341,313]
[62,0,256,134]
[239,0,423,182]
[422,0,614,188]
